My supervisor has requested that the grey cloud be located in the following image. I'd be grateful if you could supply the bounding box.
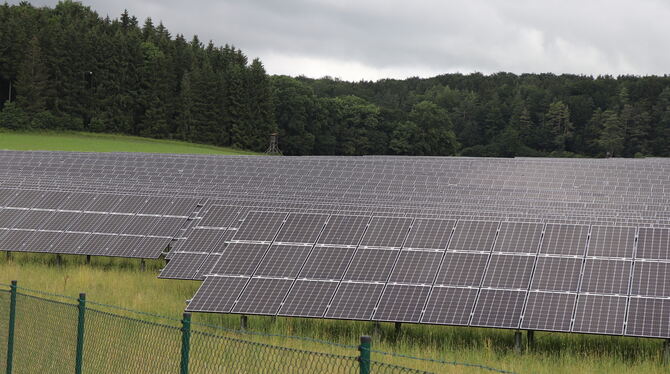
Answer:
[18,0,670,80]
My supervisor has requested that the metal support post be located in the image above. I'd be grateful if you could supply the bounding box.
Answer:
[394,322,401,335]
[514,331,522,354]
[240,315,248,330]
[75,293,86,374]
[664,339,670,366]
[140,259,146,272]
[527,330,535,351]
[86,255,91,265]
[5,251,11,261]
[358,335,371,374]
[180,312,192,374]
[6,280,17,374]
[55,254,62,266]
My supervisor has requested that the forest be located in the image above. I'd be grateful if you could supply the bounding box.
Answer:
[1,1,669,157]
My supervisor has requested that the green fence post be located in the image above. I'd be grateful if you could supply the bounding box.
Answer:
[75,293,86,374]
[180,312,192,374]
[5,280,17,374]
[358,335,371,374]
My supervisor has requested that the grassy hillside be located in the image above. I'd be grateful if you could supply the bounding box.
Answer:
[0,130,260,155]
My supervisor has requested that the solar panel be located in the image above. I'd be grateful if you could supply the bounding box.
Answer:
[493,222,543,254]
[278,280,339,318]
[79,234,115,255]
[273,213,328,244]
[388,250,443,284]
[232,211,287,242]
[121,216,160,236]
[0,210,27,229]
[147,217,186,237]
[572,295,626,335]
[160,253,209,279]
[343,248,400,282]
[520,292,576,332]
[482,254,536,289]
[25,231,63,252]
[32,191,72,210]
[231,278,293,315]
[12,210,54,230]
[402,219,455,250]
[447,220,499,251]
[421,286,478,325]
[435,252,489,287]
[51,232,90,254]
[174,228,226,253]
[587,226,635,258]
[316,215,370,246]
[471,289,526,328]
[625,297,670,338]
[254,245,312,278]
[325,282,385,320]
[540,224,588,256]
[580,259,631,295]
[197,205,241,228]
[85,194,122,213]
[96,214,132,234]
[530,257,582,292]
[636,228,670,260]
[359,217,412,248]
[208,243,270,276]
[298,247,357,280]
[0,230,34,251]
[67,213,106,233]
[110,195,149,214]
[630,261,670,297]
[373,284,431,323]
[187,276,250,312]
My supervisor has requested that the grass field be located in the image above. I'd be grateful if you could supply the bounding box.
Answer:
[0,131,667,373]
[0,130,259,155]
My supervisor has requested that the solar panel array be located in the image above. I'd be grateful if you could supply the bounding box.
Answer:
[0,151,669,338]
[0,188,198,258]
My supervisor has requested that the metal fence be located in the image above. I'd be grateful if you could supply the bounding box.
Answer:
[0,281,517,374]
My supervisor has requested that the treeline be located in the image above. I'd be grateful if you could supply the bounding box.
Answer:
[1,2,669,157]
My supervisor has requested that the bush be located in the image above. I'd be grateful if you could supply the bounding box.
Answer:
[0,102,30,129]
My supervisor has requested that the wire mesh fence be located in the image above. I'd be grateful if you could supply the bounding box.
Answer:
[0,282,517,374]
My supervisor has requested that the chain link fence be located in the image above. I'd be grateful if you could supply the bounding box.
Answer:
[0,281,517,373]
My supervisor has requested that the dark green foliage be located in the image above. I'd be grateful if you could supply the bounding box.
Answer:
[0,2,669,157]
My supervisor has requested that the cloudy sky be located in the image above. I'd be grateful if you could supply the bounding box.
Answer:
[21,0,670,81]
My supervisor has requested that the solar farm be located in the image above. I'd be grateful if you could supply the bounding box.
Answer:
[1,149,670,372]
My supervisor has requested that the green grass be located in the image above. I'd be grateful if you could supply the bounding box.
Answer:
[0,254,667,374]
[0,130,260,155]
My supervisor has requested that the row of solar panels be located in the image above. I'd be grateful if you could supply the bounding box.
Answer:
[0,187,200,258]
[156,207,670,338]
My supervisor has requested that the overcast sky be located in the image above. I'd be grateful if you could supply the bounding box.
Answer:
[19,0,670,81]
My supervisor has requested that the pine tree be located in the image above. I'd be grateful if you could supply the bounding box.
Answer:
[15,35,50,114]
[545,101,573,151]
[596,110,624,157]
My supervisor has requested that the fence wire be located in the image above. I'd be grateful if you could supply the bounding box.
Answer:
[12,293,78,373]
[0,284,518,374]
[82,308,182,373]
